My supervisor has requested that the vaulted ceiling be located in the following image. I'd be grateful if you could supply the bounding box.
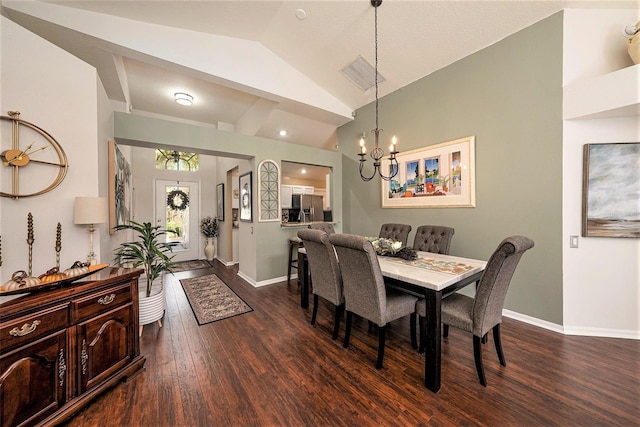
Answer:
[2,0,636,152]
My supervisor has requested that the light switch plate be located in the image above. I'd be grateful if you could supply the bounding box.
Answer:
[570,235,579,248]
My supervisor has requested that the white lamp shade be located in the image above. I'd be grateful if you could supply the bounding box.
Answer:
[74,197,108,225]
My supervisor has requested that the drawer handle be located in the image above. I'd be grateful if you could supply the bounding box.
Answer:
[58,349,67,386]
[81,339,88,375]
[98,293,116,305]
[9,320,41,337]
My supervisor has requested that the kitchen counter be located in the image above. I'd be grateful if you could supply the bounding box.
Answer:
[281,221,336,228]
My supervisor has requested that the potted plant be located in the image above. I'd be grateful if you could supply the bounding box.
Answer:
[200,216,219,261]
[113,221,175,333]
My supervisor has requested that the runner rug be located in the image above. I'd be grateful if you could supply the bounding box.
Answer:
[171,259,212,273]
[179,274,253,325]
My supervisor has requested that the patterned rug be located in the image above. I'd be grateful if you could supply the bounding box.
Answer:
[179,274,253,325]
[171,259,212,273]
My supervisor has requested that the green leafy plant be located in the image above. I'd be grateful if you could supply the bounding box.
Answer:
[113,221,175,297]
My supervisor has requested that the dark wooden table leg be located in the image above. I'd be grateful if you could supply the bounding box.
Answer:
[299,252,309,309]
[424,289,442,392]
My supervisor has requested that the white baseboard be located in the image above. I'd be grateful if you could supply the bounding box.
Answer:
[503,309,639,340]
[256,276,288,287]
[562,326,640,340]
[503,309,564,334]
[236,270,256,287]
[215,256,237,267]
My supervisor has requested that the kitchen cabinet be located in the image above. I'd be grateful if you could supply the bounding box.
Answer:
[0,268,145,427]
[281,185,293,209]
[292,185,314,195]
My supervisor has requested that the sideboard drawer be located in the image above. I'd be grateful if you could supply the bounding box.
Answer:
[72,283,132,323]
[0,303,69,352]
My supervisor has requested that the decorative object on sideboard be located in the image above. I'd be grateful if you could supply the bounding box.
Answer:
[39,267,67,284]
[357,0,399,182]
[2,270,41,291]
[63,260,90,277]
[1,263,108,295]
[74,197,108,265]
[55,222,62,268]
[27,212,34,276]
[0,111,69,199]
[624,21,640,65]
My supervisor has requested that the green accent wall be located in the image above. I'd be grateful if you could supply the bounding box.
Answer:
[338,13,564,323]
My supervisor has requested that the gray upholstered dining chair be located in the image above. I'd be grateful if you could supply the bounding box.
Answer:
[297,229,344,340]
[416,235,534,386]
[378,223,412,247]
[308,222,335,235]
[411,225,455,352]
[329,233,418,369]
[412,225,455,254]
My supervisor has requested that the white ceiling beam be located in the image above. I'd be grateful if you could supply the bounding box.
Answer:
[3,1,354,125]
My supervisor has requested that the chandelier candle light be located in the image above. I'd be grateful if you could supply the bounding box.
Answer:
[358,0,399,182]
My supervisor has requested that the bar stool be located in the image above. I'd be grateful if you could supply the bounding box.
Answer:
[287,236,302,284]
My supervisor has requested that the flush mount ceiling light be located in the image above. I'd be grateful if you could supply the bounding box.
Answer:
[174,92,193,106]
[357,0,399,182]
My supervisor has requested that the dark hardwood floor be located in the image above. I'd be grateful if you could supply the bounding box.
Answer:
[64,261,639,426]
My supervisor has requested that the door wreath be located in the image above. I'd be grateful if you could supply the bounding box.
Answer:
[167,189,189,210]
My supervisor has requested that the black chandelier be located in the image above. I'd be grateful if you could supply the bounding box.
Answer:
[358,0,399,182]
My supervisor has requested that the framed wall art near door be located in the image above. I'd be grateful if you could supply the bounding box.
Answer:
[381,136,476,208]
[108,140,132,234]
[217,183,225,221]
[239,171,252,222]
[582,142,640,238]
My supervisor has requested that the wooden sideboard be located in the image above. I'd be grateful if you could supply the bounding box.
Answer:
[0,268,146,427]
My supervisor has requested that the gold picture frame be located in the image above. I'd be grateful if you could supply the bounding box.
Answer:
[381,136,476,208]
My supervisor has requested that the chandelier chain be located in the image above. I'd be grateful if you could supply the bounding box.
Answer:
[374,2,379,135]
[357,0,399,182]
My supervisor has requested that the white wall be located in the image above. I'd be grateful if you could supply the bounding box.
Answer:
[0,17,103,284]
[563,9,640,338]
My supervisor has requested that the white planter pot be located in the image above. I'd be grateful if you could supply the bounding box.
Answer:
[139,278,165,326]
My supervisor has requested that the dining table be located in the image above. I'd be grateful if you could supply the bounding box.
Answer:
[298,247,487,393]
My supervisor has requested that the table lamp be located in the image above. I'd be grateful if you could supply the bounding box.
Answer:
[74,197,108,265]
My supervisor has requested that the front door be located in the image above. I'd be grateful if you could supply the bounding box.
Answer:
[155,180,200,262]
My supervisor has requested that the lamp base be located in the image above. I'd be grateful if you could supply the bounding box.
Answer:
[87,252,98,266]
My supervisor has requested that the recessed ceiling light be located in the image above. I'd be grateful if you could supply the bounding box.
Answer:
[174,92,193,106]
[301,168,307,174]
[295,9,306,20]
[279,130,288,137]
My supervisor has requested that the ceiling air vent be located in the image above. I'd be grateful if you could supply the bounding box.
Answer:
[340,55,385,92]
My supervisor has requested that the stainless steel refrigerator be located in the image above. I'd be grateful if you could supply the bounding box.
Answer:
[292,194,324,222]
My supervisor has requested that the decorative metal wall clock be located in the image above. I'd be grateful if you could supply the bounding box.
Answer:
[0,111,69,199]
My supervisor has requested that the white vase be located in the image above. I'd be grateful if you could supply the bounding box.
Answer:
[204,237,215,261]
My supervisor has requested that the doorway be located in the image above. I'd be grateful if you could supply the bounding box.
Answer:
[155,179,200,262]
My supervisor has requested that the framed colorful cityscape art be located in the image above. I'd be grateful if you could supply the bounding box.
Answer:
[381,136,476,208]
